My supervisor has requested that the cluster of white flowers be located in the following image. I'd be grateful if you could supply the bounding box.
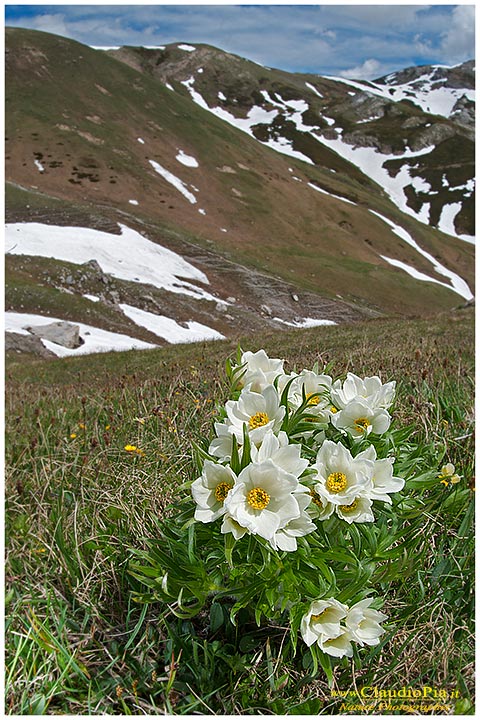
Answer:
[191,349,402,653]
[192,349,404,547]
[300,597,388,657]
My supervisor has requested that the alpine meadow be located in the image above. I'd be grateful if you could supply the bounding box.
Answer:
[5,24,475,716]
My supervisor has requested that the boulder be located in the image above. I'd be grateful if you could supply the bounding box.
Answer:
[25,321,82,349]
[5,331,56,358]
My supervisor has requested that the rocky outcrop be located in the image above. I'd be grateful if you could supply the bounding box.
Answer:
[25,321,82,348]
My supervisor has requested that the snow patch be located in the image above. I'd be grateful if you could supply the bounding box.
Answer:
[176,150,199,168]
[5,222,223,303]
[305,82,323,98]
[83,294,100,302]
[137,138,145,144]
[34,159,45,173]
[371,210,473,300]
[120,304,224,344]
[178,44,196,52]
[308,182,357,206]
[149,159,197,204]
[128,199,139,205]
[5,312,156,356]
[274,317,337,328]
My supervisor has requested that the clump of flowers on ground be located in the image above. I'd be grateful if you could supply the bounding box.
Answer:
[131,348,456,678]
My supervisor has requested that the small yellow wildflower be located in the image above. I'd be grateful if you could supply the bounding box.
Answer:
[105,424,111,430]
[124,444,137,452]
[70,432,77,439]
[438,462,462,486]
[79,422,86,430]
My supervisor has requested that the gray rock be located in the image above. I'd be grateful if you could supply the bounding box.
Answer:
[260,304,272,316]
[25,321,82,349]
[5,331,56,358]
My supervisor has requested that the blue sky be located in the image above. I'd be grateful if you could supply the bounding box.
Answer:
[4,3,476,78]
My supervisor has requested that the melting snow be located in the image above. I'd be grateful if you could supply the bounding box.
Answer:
[178,44,196,52]
[437,202,462,237]
[198,208,206,215]
[120,304,224,344]
[83,294,100,302]
[149,159,197,204]
[137,138,145,144]
[176,150,199,168]
[5,222,223,302]
[371,210,473,300]
[166,83,174,91]
[326,71,475,119]
[313,134,436,226]
[274,317,337,328]
[308,182,357,206]
[34,159,45,173]
[305,82,323,98]
[218,91,227,101]
[181,77,313,164]
[128,199,139,205]
[5,312,156,356]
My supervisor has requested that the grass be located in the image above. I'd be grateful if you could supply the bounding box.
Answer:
[5,308,475,714]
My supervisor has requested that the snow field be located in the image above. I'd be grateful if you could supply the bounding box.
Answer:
[5,222,223,303]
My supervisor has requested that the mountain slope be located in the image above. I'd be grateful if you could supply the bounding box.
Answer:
[112,42,474,240]
[5,29,475,357]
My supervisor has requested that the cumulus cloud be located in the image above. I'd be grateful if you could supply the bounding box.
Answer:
[4,4,475,76]
[339,58,383,80]
[439,5,475,64]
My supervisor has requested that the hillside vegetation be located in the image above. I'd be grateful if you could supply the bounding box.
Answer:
[5,309,474,714]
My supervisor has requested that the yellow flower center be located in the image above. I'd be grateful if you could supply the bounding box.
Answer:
[249,412,269,430]
[339,499,358,513]
[354,417,370,431]
[214,481,233,503]
[310,489,324,508]
[311,609,328,622]
[330,406,338,414]
[306,392,320,406]
[326,472,348,493]
[247,487,270,510]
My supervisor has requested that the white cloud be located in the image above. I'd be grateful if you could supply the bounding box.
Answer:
[339,58,383,80]
[439,5,475,64]
[5,4,475,77]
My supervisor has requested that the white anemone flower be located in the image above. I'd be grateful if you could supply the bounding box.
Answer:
[224,384,285,446]
[273,490,317,551]
[249,430,309,478]
[331,372,396,411]
[223,460,300,547]
[330,399,391,440]
[300,597,348,647]
[318,627,354,658]
[208,422,236,460]
[345,598,388,647]
[191,461,237,523]
[313,440,373,505]
[288,369,333,422]
[220,513,248,540]
[233,349,284,392]
[355,446,405,503]
[335,494,374,524]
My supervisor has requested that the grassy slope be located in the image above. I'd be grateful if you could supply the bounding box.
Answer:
[5,28,474,320]
[5,309,474,714]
